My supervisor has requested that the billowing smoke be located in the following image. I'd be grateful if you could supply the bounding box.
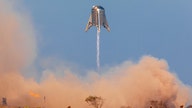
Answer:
[0,0,36,73]
[0,1,191,108]
[0,0,37,106]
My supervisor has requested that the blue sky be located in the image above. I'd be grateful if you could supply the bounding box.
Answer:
[23,0,192,85]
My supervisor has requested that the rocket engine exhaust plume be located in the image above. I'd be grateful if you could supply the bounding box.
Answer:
[97,29,100,71]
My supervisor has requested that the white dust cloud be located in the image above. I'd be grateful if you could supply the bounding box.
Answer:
[0,0,191,108]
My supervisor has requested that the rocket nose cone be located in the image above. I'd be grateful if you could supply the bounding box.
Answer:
[92,5,104,10]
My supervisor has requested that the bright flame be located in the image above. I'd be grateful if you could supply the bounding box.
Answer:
[29,91,40,98]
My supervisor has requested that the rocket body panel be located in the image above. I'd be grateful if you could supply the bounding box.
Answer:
[85,5,110,32]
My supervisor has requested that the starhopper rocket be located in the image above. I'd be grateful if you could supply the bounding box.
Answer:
[85,5,110,32]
